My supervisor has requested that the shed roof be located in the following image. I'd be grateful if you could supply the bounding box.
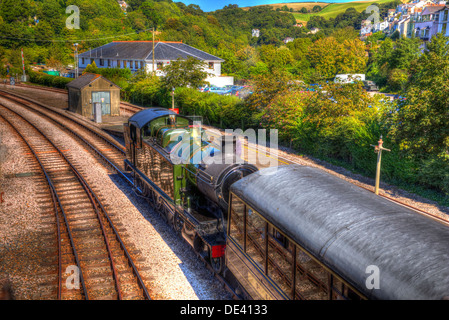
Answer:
[78,41,224,62]
[230,165,449,300]
[66,73,120,90]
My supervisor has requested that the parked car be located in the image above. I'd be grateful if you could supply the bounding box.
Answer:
[362,80,379,92]
[198,85,210,92]
[208,86,232,95]
[236,86,253,99]
[229,85,244,96]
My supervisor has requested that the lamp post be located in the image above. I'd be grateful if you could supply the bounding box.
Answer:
[370,135,390,195]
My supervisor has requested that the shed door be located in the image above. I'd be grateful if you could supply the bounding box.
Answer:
[92,91,111,115]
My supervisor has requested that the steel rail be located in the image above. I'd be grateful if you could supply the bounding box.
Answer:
[0,98,151,300]
[0,107,89,300]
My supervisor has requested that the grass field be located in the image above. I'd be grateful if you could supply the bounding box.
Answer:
[244,0,398,24]
[241,2,331,11]
[303,0,395,20]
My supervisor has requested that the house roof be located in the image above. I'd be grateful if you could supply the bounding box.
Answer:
[66,73,120,90]
[421,4,445,14]
[78,41,224,62]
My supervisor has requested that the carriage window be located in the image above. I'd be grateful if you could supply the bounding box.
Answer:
[330,276,362,300]
[331,276,346,300]
[246,208,266,272]
[229,195,245,248]
[268,225,294,298]
[295,248,329,300]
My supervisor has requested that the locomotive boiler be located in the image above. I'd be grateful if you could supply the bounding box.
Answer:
[123,108,257,272]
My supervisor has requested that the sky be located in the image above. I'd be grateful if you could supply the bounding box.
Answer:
[176,0,359,12]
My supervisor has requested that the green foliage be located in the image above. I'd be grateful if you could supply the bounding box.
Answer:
[161,57,211,90]
[174,87,244,127]
[389,33,449,157]
[28,70,72,88]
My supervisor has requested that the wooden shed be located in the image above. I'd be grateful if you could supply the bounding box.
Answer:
[66,73,120,117]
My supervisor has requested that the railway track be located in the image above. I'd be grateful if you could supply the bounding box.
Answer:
[0,102,151,300]
[3,83,143,117]
[0,89,131,182]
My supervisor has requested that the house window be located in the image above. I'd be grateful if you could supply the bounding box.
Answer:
[90,58,94,64]
[443,23,447,35]
[82,58,85,65]
[140,61,144,69]
[117,60,121,67]
[108,59,111,67]
[208,62,214,69]
[135,61,139,69]
[444,10,448,22]
[129,60,133,69]
[123,60,127,68]
[157,62,163,70]
[99,59,104,66]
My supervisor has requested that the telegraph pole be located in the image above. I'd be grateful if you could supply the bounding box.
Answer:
[152,27,155,76]
[74,43,79,78]
[370,135,390,195]
[21,48,26,81]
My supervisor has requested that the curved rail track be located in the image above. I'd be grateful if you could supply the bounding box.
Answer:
[0,102,151,300]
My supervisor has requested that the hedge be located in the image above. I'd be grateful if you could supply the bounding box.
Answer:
[28,71,73,89]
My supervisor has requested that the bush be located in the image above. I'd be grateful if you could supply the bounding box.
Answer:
[174,87,245,128]
[28,70,72,89]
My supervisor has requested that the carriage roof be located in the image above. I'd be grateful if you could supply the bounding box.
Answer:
[230,164,449,300]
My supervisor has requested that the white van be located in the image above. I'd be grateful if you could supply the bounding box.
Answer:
[334,74,365,84]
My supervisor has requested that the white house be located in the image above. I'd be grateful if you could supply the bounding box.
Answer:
[78,41,233,87]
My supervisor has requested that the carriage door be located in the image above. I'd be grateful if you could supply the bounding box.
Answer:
[92,91,111,115]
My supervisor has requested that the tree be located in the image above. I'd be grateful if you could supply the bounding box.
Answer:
[307,37,342,80]
[161,57,211,89]
[389,32,449,156]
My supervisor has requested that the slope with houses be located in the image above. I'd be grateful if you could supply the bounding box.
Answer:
[361,0,449,40]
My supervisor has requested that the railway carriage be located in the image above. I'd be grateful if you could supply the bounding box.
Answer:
[226,165,449,300]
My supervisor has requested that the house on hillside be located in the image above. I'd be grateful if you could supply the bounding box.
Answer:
[413,5,445,40]
[252,29,260,37]
[283,37,294,44]
[78,41,232,87]
[117,1,128,11]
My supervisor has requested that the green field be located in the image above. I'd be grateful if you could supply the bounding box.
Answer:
[291,0,396,22]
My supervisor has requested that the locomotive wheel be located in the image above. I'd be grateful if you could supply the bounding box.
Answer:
[211,257,224,274]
